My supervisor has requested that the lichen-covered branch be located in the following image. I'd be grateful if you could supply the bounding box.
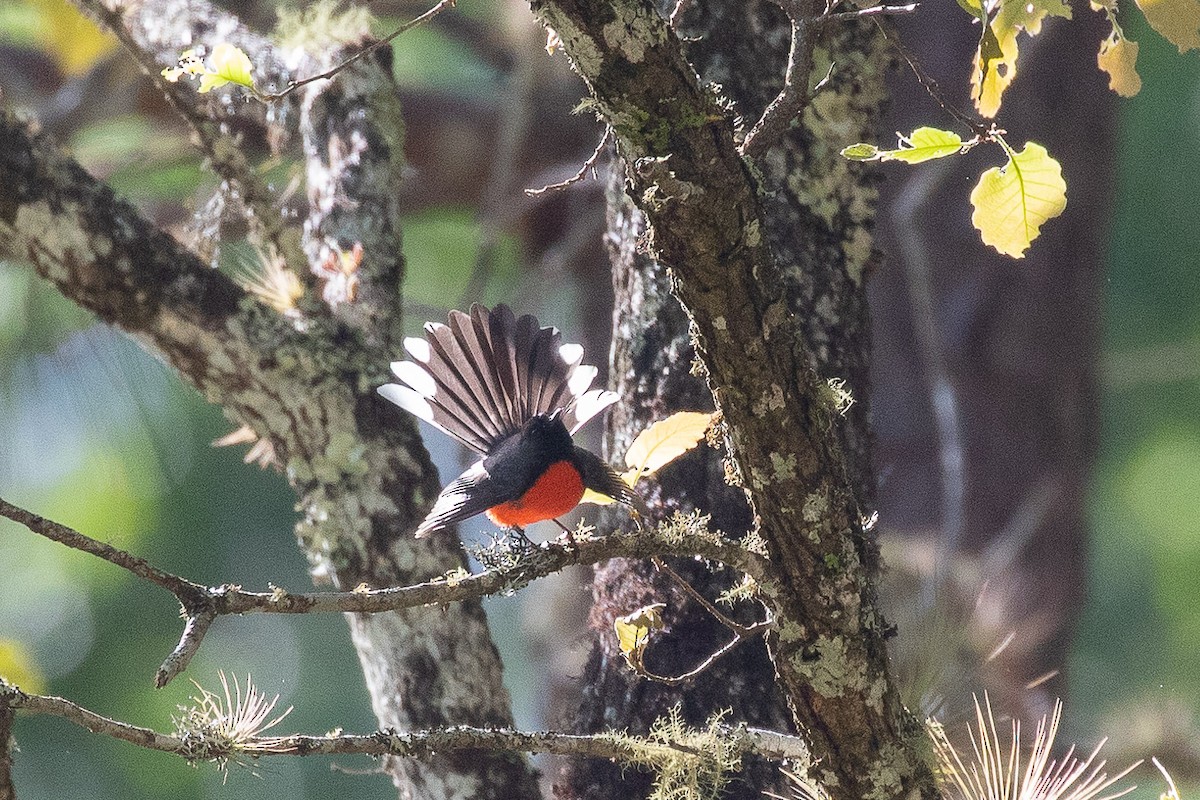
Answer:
[0,680,812,766]
[527,2,936,798]
[0,495,768,686]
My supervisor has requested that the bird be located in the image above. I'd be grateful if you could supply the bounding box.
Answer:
[378,303,645,538]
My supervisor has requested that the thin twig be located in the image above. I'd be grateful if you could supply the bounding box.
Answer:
[525,128,612,197]
[872,17,988,136]
[817,3,917,24]
[0,498,206,605]
[260,0,456,101]
[0,499,771,685]
[652,557,762,635]
[0,682,811,762]
[741,2,919,158]
[741,0,817,159]
[633,620,773,687]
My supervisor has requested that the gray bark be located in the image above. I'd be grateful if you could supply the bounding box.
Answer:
[1,1,542,794]
[528,1,936,798]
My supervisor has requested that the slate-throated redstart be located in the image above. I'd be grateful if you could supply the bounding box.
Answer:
[378,303,645,537]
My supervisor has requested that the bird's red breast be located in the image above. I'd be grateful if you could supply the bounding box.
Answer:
[485,460,585,528]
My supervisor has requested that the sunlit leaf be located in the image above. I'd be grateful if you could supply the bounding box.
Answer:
[1097,31,1143,97]
[162,43,256,94]
[198,43,255,93]
[971,0,1072,117]
[970,141,1067,258]
[841,143,880,161]
[0,637,45,694]
[1135,0,1200,52]
[614,603,665,670]
[842,129,965,165]
[973,27,1020,118]
[624,411,713,479]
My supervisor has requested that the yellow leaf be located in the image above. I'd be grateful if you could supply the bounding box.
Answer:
[973,27,1020,118]
[970,142,1067,258]
[198,43,256,93]
[623,411,714,479]
[1135,0,1200,52]
[614,603,665,669]
[580,467,641,507]
[581,487,617,506]
[26,0,118,76]
[1097,32,1143,97]
[0,638,45,694]
[972,0,1072,117]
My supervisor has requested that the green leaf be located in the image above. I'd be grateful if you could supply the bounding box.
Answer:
[841,143,880,161]
[970,141,1067,258]
[840,128,965,165]
[884,127,965,164]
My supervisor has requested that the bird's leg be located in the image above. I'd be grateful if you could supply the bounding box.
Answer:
[508,524,534,549]
[552,518,576,550]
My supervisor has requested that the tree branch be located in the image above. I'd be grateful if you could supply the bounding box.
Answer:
[0,108,263,379]
[1,495,766,687]
[0,680,811,764]
[741,0,820,159]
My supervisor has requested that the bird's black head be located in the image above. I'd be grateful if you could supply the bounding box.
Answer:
[481,411,576,492]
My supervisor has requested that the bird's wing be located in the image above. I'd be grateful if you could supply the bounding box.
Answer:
[414,461,507,538]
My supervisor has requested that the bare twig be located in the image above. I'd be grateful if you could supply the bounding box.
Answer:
[818,3,917,24]
[741,0,819,159]
[260,0,457,101]
[652,557,764,636]
[0,682,811,763]
[525,128,612,196]
[0,499,771,684]
[0,498,206,605]
[872,17,988,136]
[741,2,919,158]
[632,620,773,687]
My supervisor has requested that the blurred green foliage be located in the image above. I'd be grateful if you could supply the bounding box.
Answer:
[1069,10,1200,795]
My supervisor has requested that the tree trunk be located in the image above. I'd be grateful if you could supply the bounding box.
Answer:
[533,1,936,798]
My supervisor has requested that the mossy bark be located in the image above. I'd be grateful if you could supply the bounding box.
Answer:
[530,2,937,799]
